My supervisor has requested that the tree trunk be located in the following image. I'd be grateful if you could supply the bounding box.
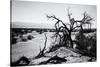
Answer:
[69,36,73,48]
[68,32,73,48]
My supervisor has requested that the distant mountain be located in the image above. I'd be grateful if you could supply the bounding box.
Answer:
[11,22,54,29]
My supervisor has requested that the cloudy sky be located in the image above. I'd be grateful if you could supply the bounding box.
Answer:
[11,0,97,28]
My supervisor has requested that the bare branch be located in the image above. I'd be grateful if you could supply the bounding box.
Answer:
[72,25,81,30]
[82,12,94,24]
[47,15,70,32]
[35,33,47,59]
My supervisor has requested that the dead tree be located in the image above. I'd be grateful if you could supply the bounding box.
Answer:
[47,9,94,48]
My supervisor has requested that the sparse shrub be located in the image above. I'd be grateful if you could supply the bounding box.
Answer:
[39,31,43,34]
[21,36,28,42]
[11,31,21,44]
[75,32,96,57]
[11,37,18,44]
[27,35,34,40]
[21,38,28,42]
